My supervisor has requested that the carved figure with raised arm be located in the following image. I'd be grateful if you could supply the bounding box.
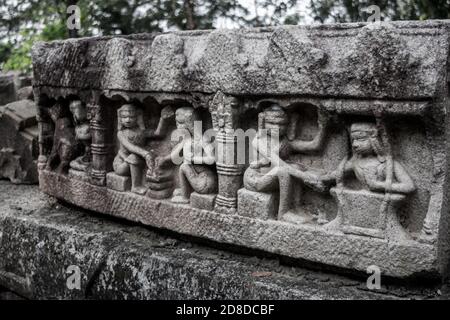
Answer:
[113,103,173,195]
[243,103,330,224]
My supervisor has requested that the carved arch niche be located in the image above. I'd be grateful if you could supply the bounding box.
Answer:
[36,93,85,176]
[237,100,343,224]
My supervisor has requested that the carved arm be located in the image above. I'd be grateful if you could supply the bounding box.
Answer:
[366,161,416,194]
[118,131,151,159]
[145,106,175,139]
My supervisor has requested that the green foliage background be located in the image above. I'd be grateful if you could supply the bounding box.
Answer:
[0,0,449,73]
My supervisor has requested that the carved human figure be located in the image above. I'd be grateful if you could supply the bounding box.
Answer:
[46,103,79,174]
[113,103,173,195]
[155,107,217,204]
[320,122,416,237]
[321,122,415,195]
[243,103,330,224]
[69,100,92,172]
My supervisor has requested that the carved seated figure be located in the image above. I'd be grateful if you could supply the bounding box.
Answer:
[69,100,91,172]
[243,104,329,224]
[46,103,79,174]
[320,122,416,239]
[155,107,217,204]
[114,104,152,195]
[113,104,174,195]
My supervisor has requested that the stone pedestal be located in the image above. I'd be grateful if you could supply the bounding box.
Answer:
[146,170,174,199]
[31,21,450,279]
[237,188,278,221]
[331,188,406,239]
[106,172,131,192]
[2,180,442,300]
[68,169,89,182]
[190,192,216,211]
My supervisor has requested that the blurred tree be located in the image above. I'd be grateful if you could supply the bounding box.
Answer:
[1,0,304,72]
[249,0,300,27]
[2,0,449,72]
[309,0,450,23]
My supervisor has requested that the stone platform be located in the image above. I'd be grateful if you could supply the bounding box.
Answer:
[0,180,447,300]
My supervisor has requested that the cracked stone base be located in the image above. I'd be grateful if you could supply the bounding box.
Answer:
[37,170,441,279]
[0,181,446,300]
[106,172,131,192]
[238,189,278,220]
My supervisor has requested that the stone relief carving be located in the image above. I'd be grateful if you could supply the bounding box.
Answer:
[320,122,416,239]
[241,103,330,223]
[110,103,173,194]
[159,107,218,209]
[45,103,79,174]
[32,21,450,278]
[69,100,91,173]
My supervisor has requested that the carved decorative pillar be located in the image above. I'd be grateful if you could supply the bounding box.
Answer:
[210,91,243,213]
[35,99,53,171]
[88,101,112,186]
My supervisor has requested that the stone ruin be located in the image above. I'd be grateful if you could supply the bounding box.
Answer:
[31,21,450,280]
[0,72,38,184]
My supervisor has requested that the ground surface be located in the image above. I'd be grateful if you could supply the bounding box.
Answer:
[0,180,447,300]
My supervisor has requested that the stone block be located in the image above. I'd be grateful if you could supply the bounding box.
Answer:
[237,188,278,221]
[190,192,216,211]
[106,172,131,192]
[69,169,90,182]
[31,21,450,279]
[0,74,16,106]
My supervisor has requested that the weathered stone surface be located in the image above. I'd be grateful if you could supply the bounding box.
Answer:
[0,181,445,300]
[0,99,38,184]
[31,21,450,280]
[32,21,449,100]
[238,189,278,220]
[69,168,90,182]
[0,72,33,105]
[0,73,16,106]
[190,192,216,211]
[106,172,131,191]
[16,86,34,101]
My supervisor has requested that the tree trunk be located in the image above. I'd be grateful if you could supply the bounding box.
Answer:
[184,0,197,30]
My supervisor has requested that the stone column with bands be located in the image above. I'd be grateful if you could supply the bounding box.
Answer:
[210,91,243,212]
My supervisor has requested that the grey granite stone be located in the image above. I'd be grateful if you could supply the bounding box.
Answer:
[190,192,216,211]
[0,99,38,184]
[106,172,131,192]
[238,189,278,221]
[31,21,450,280]
[0,181,446,300]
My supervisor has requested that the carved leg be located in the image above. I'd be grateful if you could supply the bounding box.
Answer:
[243,166,278,192]
[274,167,315,224]
[187,166,217,194]
[276,169,294,219]
[171,163,191,204]
[130,164,146,195]
[36,103,53,170]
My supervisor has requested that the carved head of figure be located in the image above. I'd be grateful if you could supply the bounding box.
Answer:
[350,122,385,159]
[175,107,200,136]
[48,102,69,123]
[261,104,289,137]
[69,100,87,124]
[118,104,144,130]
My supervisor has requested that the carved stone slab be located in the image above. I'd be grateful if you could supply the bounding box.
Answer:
[32,21,450,279]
